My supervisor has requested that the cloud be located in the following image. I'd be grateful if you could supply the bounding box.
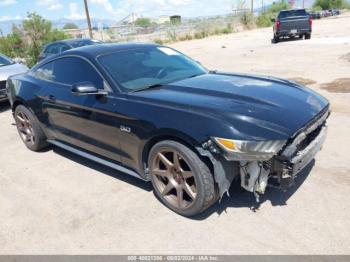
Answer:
[36,0,63,10]
[65,2,85,20]
[90,0,128,16]
[168,0,190,6]
[0,0,17,6]
[0,15,21,21]
[108,0,232,18]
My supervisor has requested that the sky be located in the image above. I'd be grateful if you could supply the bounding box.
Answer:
[0,0,309,22]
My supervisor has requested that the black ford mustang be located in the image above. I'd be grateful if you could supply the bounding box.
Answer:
[6,43,329,216]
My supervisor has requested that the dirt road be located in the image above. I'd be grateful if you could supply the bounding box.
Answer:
[1,13,349,254]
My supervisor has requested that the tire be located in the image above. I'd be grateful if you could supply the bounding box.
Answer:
[305,33,311,40]
[14,105,48,151]
[272,35,279,44]
[148,140,216,217]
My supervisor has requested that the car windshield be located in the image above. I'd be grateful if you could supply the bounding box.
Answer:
[98,46,207,92]
[279,9,307,18]
[70,39,102,48]
[0,55,14,67]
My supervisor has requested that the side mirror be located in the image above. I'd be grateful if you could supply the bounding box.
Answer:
[271,18,275,23]
[72,82,107,95]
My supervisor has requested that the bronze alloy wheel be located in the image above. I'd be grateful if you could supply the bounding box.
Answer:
[15,110,36,147]
[151,148,197,210]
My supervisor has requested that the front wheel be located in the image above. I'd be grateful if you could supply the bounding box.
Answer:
[305,33,311,40]
[148,140,216,217]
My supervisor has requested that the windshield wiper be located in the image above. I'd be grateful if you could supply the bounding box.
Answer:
[130,83,163,93]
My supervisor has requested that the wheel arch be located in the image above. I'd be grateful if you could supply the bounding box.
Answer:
[141,130,214,177]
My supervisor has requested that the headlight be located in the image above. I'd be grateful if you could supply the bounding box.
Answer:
[213,137,286,161]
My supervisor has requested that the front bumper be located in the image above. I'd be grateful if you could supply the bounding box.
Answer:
[270,109,329,190]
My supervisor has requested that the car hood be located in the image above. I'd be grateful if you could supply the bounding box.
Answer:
[130,73,329,140]
[0,63,28,81]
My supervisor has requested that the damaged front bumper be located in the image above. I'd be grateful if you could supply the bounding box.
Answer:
[270,117,328,191]
[197,108,330,201]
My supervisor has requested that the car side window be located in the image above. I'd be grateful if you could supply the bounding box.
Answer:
[59,44,71,53]
[52,57,104,89]
[33,61,55,81]
[45,44,59,54]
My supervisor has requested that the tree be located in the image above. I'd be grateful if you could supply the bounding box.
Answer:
[134,18,152,27]
[313,0,349,9]
[63,23,79,30]
[0,25,25,58]
[0,12,69,67]
[256,0,292,27]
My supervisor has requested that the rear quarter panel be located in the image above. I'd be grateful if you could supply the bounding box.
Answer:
[7,74,45,120]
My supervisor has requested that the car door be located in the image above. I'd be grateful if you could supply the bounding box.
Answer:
[36,56,124,163]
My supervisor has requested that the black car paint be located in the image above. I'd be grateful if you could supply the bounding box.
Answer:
[7,43,329,183]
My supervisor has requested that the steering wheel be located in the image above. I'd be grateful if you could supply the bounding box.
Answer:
[155,68,168,79]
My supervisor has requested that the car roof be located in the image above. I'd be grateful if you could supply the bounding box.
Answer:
[63,42,160,58]
[34,43,160,69]
[45,38,98,47]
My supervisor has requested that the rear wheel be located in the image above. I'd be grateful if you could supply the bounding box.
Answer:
[14,105,48,151]
[148,140,216,217]
[272,35,279,44]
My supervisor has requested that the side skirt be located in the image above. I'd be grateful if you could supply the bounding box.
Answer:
[48,140,148,181]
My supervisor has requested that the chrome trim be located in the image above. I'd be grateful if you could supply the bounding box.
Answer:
[48,140,147,181]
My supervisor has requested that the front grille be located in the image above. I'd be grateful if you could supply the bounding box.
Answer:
[0,80,6,90]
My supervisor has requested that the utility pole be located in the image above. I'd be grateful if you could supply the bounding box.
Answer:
[251,0,254,13]
[83,0,93,39]
[302,0,305,8]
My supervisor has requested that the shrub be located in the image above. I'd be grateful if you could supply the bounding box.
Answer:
[153,38,164,45]
[166,28,177,41]
[313,0,349,10]
[240,12,255,28]
[194,30,209,39]
[256,13,273,28]
[221,27,233,34]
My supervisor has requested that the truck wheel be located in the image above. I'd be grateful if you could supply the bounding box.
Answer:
[148,140,217,217]
[272,35,279,44]
[305,33,311,40]
[14,105,49,151]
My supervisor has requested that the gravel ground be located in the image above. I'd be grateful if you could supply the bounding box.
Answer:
[0,13,350,254]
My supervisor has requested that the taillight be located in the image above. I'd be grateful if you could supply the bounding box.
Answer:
[275,20,280,30]
[309,16,312,27]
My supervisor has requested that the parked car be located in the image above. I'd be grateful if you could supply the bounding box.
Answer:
[38,38,103,61]
[273,9,312,43]
[322,10,332,17]
[6,43,329,216]
[0,54,28,102]
[310,11,321,19]
[332,9,340,15]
